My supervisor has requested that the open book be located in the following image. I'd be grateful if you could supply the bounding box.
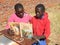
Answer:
[9,22,33,39]
[9,22,20,36]
[20,23,33,39]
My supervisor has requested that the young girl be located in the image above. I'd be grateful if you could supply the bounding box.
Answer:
[31,4,50,45]
[6,3,32,29]
[4,3,32,45]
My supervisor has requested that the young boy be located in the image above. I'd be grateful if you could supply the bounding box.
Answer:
[6,3,31,29]
[31,4,50,45]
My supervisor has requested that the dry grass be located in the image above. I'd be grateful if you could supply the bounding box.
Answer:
[46,4,60,45]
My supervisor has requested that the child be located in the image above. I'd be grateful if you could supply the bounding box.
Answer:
[30,4,50,45]
[6,3,32,29]
[4,3,31,45]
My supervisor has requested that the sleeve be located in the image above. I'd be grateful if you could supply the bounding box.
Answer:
[29,15,32,20]
[5,15,14,29]
[29,17,33,24]
[44,13,50,39]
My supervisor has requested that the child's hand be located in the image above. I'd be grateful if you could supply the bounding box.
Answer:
[7,29,15,36]
[32,36,39,41]
[39,35,46,40]
[32,35,46,41]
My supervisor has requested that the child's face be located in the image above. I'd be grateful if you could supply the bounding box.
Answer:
[15,8,24,18]
[35,7,44,18]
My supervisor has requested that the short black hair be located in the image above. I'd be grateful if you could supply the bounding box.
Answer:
[14,3,24,11]
[35,4,45,12]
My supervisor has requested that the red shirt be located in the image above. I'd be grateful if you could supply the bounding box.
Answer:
[31,12,50,39]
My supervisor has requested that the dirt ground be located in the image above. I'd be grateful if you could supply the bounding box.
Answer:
[46,4,60,45]
[0,4,60,45]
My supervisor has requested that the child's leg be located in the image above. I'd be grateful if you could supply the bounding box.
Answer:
[38,40,46,45]
[32,40,46,45]
[32,41,38,45]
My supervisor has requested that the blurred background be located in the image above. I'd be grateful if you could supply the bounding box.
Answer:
[0,0,60,45]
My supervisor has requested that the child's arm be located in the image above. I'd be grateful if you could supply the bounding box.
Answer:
[6,15,14,29]
[44,13,50,39]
